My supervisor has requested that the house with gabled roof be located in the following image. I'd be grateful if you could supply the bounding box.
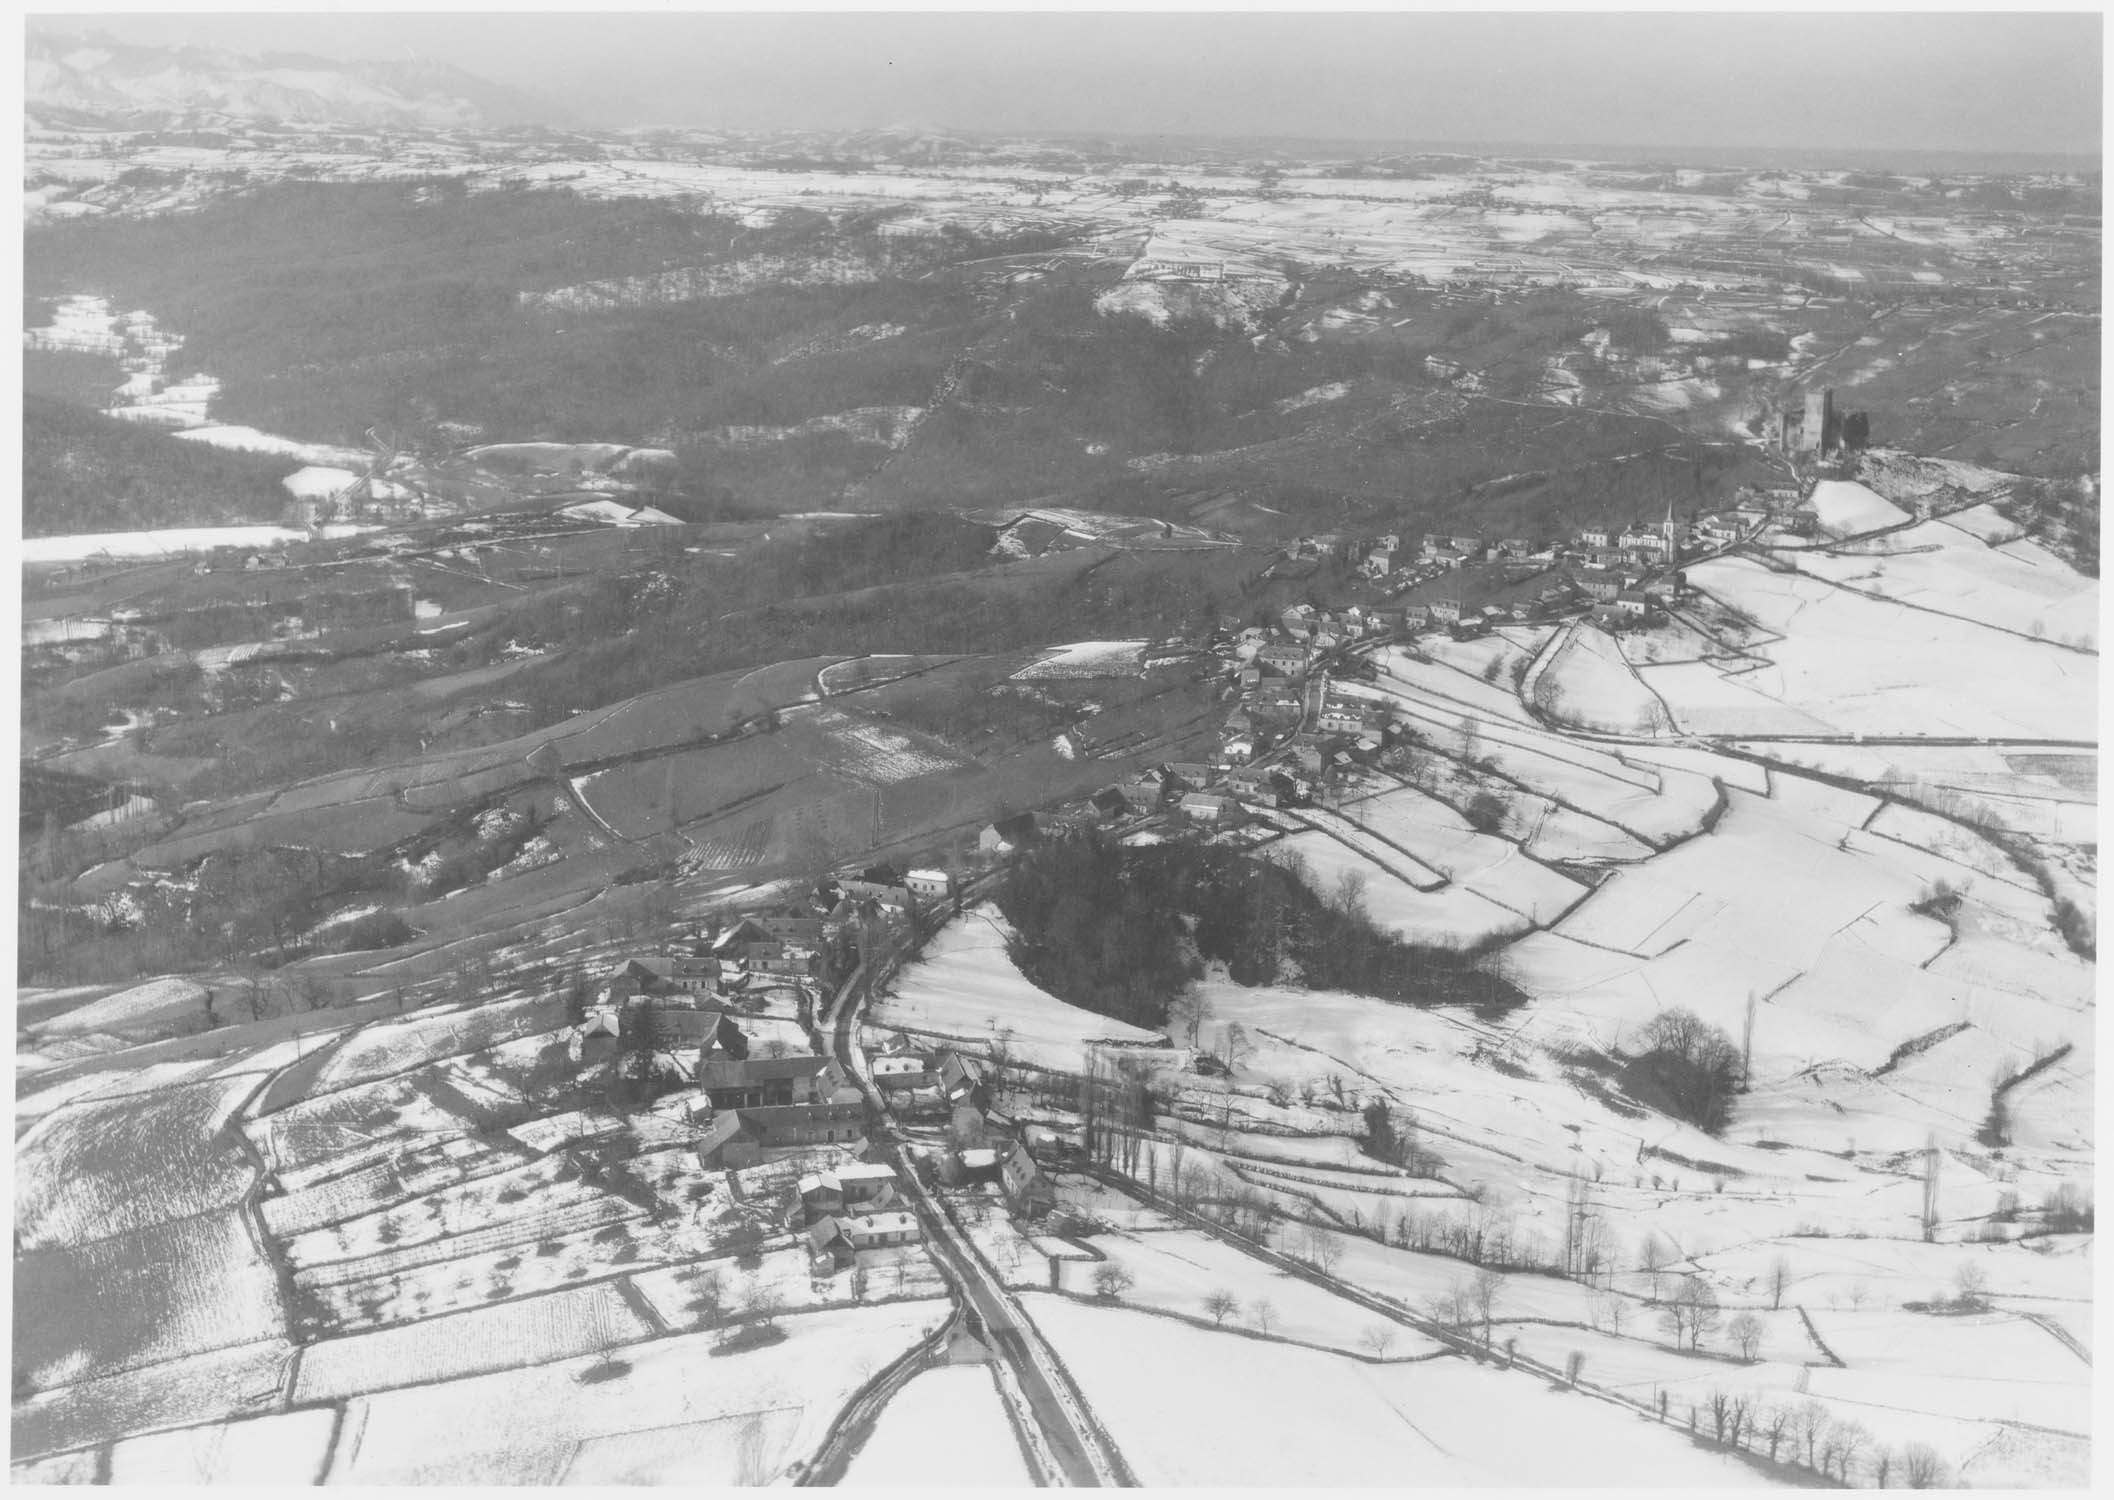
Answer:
[938,1051,991,1108]
[979,813,1040,855]
[698,1053,850,1111]
[697,1101,868,1167]
[1002,1139,1058,1218]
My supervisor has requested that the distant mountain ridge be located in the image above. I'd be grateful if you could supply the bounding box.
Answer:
[26,31,565,131]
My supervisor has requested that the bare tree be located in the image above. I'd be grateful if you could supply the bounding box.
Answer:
[1250,1297,1276,1336]
[1727,1311,1765,1362]
[1901,1443,1945,1489]
[1706,1388,1740,1446]
[1220,1022,1255,1075]
[1471,1268,1505,1345]
[1305,1227,1344,1278]
[1953,1261,1988,1311]
[1426,1279,1476,1335]
[1726,1394,1752,1451]
[1640,1233,1675,1302]
[1757,1405,1793,1463]
[1359,1324,1397,1359]
[1203,1289,1239,1326]
[1658,1275,1722,1352]
[1091,1261,1135,1300]
[1767,1255,1792,1311]
[1794,1400,1831,1470]
[1590,1293,1632,1337]
[1824,1419,1870,1483]
[1168,985,1213,1050]
[1847,1280,1870,1311]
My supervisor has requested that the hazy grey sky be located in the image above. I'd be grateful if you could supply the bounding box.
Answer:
[32,10,2105,155]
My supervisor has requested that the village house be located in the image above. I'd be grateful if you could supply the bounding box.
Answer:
[871,1053,937,1090]
[1578,526,1614,550]
[1088,786,1130,823]
[695,1101,867,1167]
[1116,774,1166,811]
[755,915,825,954]
[939,1052,992,1107]
[1361,546,1396,579]
[1574,569,1626,604]
[1429,597,1464,624]
[604,954,720,1003]
[1614,589,1659,619]
[979,812,1040,855]
[1162,762,1217,792]
[1002,1140,1059,1217]
[1224,767,1285,807]
[1315,703,1379,736]
[1255,643,1310,676]
[698,1053,852,1111]
[799,1162,900,1220]
[833,878,915,920]
[903,868,951,901]
[1694,511,1742,544]
[1179,792,1244,826]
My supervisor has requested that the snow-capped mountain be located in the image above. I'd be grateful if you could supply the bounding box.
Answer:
[26,33,564,131]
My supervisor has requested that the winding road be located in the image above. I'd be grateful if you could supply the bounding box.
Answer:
[808,889,1131,1486]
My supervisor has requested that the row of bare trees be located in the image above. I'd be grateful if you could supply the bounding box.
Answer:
[1690,1392,1947,1488]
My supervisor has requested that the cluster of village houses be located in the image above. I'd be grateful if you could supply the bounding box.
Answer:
[549,490,1843,1275]
[567,870,1060,1275]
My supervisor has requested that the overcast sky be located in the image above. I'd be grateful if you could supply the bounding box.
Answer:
[31,10,2105,156]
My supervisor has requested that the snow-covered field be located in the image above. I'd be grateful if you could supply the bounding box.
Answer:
[1012,639,1149,679]
[1053,1218,1447,1358]
[1786,520,2099,648]
[324,1302,945,1483]
[1809,478,1912,535]
[170,424,370,467]
[842,1365,1032,1486]
[872,903,1163,1069]
[106,1408,338,1485]
[819,713,973,783]
[27,976,208,1038]
[1533,623,1671,734]
[1024,1295,1781,1486]
[1274,829,1531,950]
[1671,557,2096,740]
[16,1074,262,1249]
[293,1280,651,1403]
